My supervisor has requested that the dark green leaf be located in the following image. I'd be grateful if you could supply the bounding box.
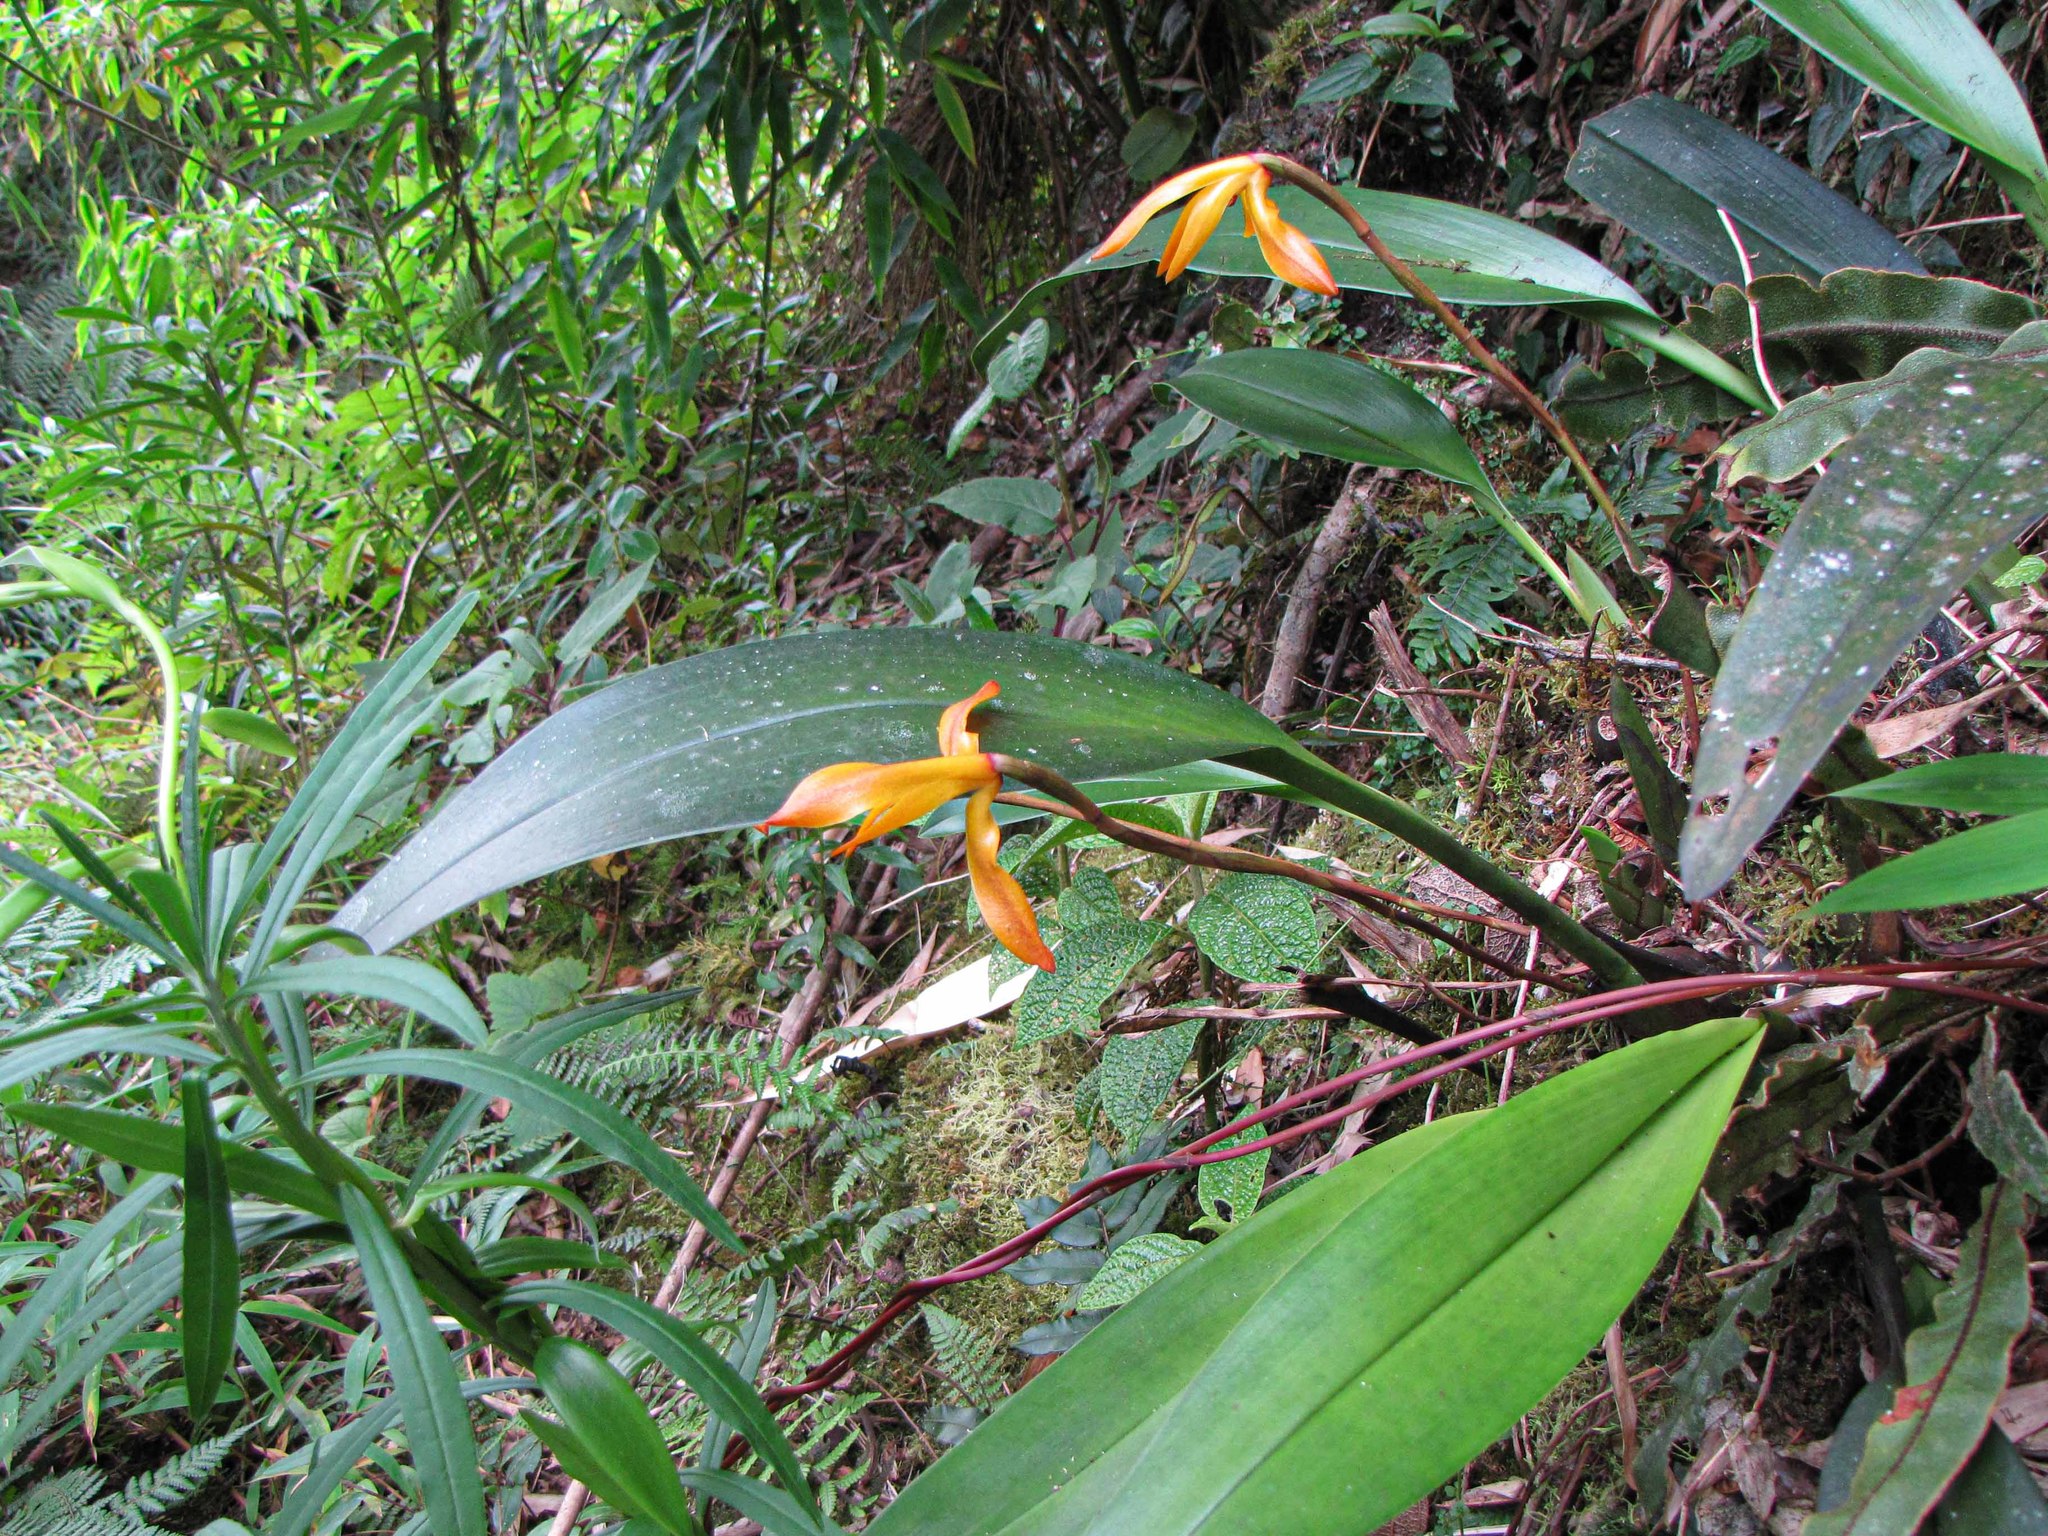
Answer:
[1966,1023,2048,1207]
[867,1018,1761,1536]
[1099,1019,1201,1143]
[304,1051,743,1253]
[1566,93,1922,286]
[1120,108,1195,181]
[1013,918,1165,1044]
[1684,355,2048,900]
[335,630,1291,952]
[9,1103,336,1217]
[247,956,487,1046]
[338,1186,487,1536]
[1383,50,1455,108]
[180,1077,238,1420]
[929,477,1061,537]
[1185,872,1321,983]
[1297,48,1386,105]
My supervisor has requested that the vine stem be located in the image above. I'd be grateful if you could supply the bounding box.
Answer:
[758,960,2042,1408]
[1254,154,1641,567]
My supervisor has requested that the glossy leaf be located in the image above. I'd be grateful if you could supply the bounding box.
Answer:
[179,1077,238,1419]
[1173,349,1499,496]
[247,956,487,1046]
[335,629,1292,952]
[338,1186,488,1536]
[867,1017,1762,1536]
[528,1336,698,1536]
[1814,805,2048,912]
[301,1050,743,1252]
[506,1278,817,1517]
[1682,354,2048,900]
[1807,1183,2028,1535]
[977,183,1656,367]
[1748,0,2048,231]
[1830,752,2048,815]
[1566,93,1921,286]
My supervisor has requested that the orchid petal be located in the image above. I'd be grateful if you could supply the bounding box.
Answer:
[965,785,1055,972]
[937,679,1000,757]
[1090,156,1262,259]
[759,756,995,846]
[1243,169,1339,296]
[1159,168,1253,281]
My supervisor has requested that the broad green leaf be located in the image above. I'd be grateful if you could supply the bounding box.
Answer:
[1185,872,1321,984]
[1682,354,2048,900]
[987,318,1049,399]
[1966,1023,2048,1206]
[506,1278,817,1518]
[1830,752,2048,816]
[976,183,1656,368]
[1013,918,1165,1045]
[1722,320,2048,483]
[1814,806,2048,912]
[1296,48,1387,105]
[868,1017,1762,1536]
[338,1187,487,1536]
[9,1103,336,1217]
[528,1336,698,1536]
[201,707,297,759]
[1196,1130,1268,1227]
[1383,50,1455,109]
[335,630,1292,952]
[1807,1183,2029,1536]
[1172,350,1498,498]
[1120,107,1195,181]
[556,561,653,683]
[180,1077,238,1420]
[1566,93,1922,286]
[930,477,1061,537]
[1098,1020,1201,1142]
[676,1470,840,1536]
[247,956,487,1047]
[301,1051,743,1252]
[1747,0,2048,233]
[1075,1233,1202,1309]
[1934,1424,2048,1532]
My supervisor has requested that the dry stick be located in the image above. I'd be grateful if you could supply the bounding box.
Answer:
[1260,468,1380,720]
[1256,155,1638,564]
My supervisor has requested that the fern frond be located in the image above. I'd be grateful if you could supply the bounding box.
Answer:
[920,1303,1006,1414]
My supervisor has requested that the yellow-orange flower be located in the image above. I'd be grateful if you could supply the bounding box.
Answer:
[1093,157,1338,297]
[759,681,1056,972]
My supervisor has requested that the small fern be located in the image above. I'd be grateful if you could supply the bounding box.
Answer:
[1407,513,1537,667]
[920,1303,1007,1414]
[0,1428,245,1535]
[729,1200,880,1286]
[858,1198,957,1267]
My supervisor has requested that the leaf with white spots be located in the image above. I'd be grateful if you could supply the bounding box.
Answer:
[1682,355,2048,900]
[1186,873,1323,983]
[1075,1234,1203,1310]
[1099,1019,1201,1142]
[1012,918,1165,1045]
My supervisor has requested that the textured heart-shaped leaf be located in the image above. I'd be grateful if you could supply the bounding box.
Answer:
[1683,354,2048,900]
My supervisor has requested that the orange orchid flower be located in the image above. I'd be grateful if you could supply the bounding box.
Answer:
[758,681,1056,973]
[1092,157,1338,297]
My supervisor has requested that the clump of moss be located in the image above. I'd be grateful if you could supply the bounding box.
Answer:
[893,1026,1099,1336]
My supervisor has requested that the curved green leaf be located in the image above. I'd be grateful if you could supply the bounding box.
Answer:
[1683,353,2048,900]
[1830,752,2048,816]
[299,1050,743,1253]
[247,956,486,1046]
[868,1016,1762,1536]
[976,183,1654,367]
[529,1336,699,1536]
[0,1024,218,1091]
[1566,93,1922,286]
[1748,0,2048,233]
[506,1278,815,1517]
[1815,805,2048,912]
[201,706,298,759]
[9,1103,337,1217]
[336,630,1292,952]
[338,1186,487,1536]
[678,1470,840,1536]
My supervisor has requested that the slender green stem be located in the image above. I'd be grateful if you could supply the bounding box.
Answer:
[1257,155,1642,568]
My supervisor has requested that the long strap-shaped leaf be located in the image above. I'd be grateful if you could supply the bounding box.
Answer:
[507,1278,818,1518]
[303,1051,743,1253]
[868,1017,1762,1536]
[180,1077,240,1420]
[338,1187,488,1536]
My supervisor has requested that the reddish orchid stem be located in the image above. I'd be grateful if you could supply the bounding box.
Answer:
[760,961,2042,1406]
